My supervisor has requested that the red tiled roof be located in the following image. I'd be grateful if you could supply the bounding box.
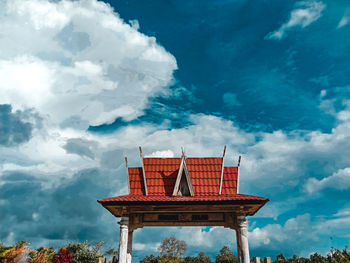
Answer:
[222,167,238,195]
[187,157,222,196]
[98,193,268,203]
[128,167,145,195]
[127,157,240,197]
[143,158,181,196]
[99,156,269,205]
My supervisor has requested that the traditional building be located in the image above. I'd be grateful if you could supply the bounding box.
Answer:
[98,147,268,263]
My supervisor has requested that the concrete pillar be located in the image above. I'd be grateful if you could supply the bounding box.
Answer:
[118,217,129,263]
[127,230,133,263]
[236,227,242,263]
[236,216,250,263]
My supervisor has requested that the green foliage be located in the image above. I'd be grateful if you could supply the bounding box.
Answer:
[157,236,187,258]
[139,254,182,263]
[60,241,104,263]
[27,247,56,263]
[0,241,27,263]
[310,253,328,263]
[272,248,350,263]
[215,246,238,263]
[184,252,212,263]
[1,239,350,263]
[140,254,159,263]
[157,255,183,263]
[327,248,350,263]
[140,251,211,263]
[104,247,118,256]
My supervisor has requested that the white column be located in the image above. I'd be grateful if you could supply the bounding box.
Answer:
[126,230,133,263]
[118,217,129,263]
[236,216,250,263]
[236,226,242,263]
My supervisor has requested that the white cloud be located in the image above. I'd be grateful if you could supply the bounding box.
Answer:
[146,150,175,157]
[133,242,159,252]
[266,1,325,40]
[338,16,350,28]
[249,214,319,254]
[133,243,146,251]
[305,167,350,194]
[0,0,177,126]
[334,205,350,217]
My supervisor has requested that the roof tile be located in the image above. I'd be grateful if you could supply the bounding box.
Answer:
[126,158,239,197]
[99,193,268,203]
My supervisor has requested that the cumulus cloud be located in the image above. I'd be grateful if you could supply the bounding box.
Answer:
[146,150,175,157]
[0,168,124,248]
[250,214,319,255]
[63,138,97,159]
[0,0,177,127]
[305,167,350,194]
[0,104,35,147]
[338,16,350,28]
[334,205,350,217]
[266,1,325,40]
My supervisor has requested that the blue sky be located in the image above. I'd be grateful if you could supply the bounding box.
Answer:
[0,0,350,260]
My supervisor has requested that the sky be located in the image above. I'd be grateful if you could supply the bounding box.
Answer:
[0,0,350,260]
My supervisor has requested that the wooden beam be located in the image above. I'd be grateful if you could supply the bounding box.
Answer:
[237,155,241,194]
[139,146,148,196]
[172,152,185,196]
[219,146,227,195]
[183,157,195,196]
[110,204,259,214]
[125,157,130,194]
[173,150,195,196]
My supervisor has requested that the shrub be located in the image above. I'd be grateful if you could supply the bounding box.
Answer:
[27,247,55,263]
[184,252,212,263]
[52,248,72,263]
[59,241,103,263]
[0,241,27,263]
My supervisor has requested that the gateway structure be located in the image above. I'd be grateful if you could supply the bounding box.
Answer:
[98,147,268,263]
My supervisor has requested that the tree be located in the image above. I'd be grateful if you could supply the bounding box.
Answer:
[327,247,350,263]
[275,254,287,263]
[309,253,327,263]
[157,236,187,259]
[215,246,238,263]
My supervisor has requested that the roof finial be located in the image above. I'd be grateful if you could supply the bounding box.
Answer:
[139,146,148,196]
[125,157,130,194]
[219,146,226,195]
[237,155,241,194]
[181,147,186,157]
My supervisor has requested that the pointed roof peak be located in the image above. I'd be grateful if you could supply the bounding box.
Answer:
[172,156,194,196]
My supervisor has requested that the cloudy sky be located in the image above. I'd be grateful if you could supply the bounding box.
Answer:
[1,0,350,260]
